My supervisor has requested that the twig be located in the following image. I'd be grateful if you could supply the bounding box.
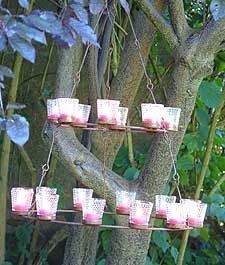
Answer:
[209,174,225,197]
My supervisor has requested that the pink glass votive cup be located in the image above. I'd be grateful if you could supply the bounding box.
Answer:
[82,198,106,225]
[11,187,34,215]
[161,107,181,131]
[155,195,176,219]
[36,193,59,221]
[141,103,164,129]
[166,203,187,229]
[47,99,60,123]
[72,104,91,127]
[57,98,79,123]
[97,99,120,125]
[129,200,153,229]
[73,188,93,211]
[116,190,136,215]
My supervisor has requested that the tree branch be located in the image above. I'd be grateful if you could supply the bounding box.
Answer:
[168,0,190,41]
[198,19,225,54]
[44,125,130,209]
[137,0,178,48]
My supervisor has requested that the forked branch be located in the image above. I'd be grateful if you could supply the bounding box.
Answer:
[137,0,178,48]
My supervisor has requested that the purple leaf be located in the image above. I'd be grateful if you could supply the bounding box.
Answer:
[0,65,14,78]
[8,33,35,63]
[19,0,29,9]
[89,0,105,15]
[71,3,88,24]
[0,32,7,51]
[69,18,99,47]
[15,22,47,44]
[6,114,29,146]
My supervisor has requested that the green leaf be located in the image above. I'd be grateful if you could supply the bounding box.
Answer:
[199,81,222,108]
[101,230,112,253]
[123,167,139,180]
[170,246,179,263]
[97,259,105,265]
[200,227,209,242]
[183,133,199,152]
[177,154,194,170]
[152,231,170,253]
[211,193,224,204]
[195,108,210,126]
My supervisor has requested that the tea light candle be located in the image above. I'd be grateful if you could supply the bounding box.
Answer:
[129,200,153,229]
[73,188,93,211]
[166,203,187,229]
[57,98,79,123]
[181,199,207,228]
[36,193,59,221]
[97,99,120,125]
[155,195,176,219]
[141,104,164,129]
[72,104,91,127]
[47,99,59,123]
[115,107,128,128]
[82,198,106,225]
[11,187,34,215]
[116,191,136,215]
[161,107,181,131]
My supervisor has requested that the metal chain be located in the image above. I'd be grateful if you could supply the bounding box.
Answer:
[127,14,156,104]
[163,132,182,201]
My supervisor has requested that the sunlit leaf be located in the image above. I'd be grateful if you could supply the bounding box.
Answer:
[6,114,29,146]
[89,0,104,14]
[210,0,225,21]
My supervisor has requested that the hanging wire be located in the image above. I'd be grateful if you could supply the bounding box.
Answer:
[102,131,108,199]
[38,128,57,187]
[127,14,156,104]
[106,45,114,98]
[70,8,105,97]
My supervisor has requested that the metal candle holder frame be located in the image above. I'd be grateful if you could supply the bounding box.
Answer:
[12,209,193,231]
